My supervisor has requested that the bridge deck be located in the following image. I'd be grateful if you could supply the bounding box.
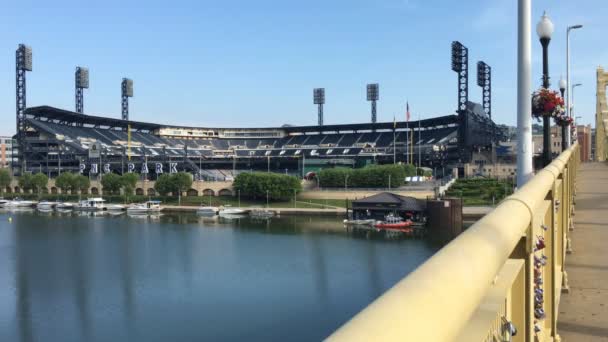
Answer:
[558,162,608,340]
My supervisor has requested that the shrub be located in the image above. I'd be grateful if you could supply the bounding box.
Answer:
[233,172,301,200]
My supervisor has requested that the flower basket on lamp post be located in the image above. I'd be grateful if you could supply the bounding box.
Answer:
[554,113,572,151]
[532,88,564,165]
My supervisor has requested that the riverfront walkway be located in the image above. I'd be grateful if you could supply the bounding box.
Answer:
[558,162,608,341]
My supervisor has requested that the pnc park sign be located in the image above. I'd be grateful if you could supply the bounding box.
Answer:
[80,162,181,175]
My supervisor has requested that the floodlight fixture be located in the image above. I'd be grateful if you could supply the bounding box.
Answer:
[121,78,133,121]
[366,83,379,124]
[16,44,32,140]
[476,61,491,119]
[313,88,325,126]
[451,41,469,112]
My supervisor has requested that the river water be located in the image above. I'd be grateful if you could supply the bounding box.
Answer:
[0,209,438,342]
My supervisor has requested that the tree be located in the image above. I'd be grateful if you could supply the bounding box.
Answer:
[233,172,301,200]
[18,173,34,192]
[101,173,122,195]
[74,175,90,195]
[31,173,49,197]
[121,173,139,202]
[173,172,193,205]
[0,169,11,197]
[55,172,75,194]
[154,173,174,196]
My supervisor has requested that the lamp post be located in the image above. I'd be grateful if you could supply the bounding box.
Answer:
[566,24,583,146]
[559,76,567,151]
[516,0,533,187]
[537,11,554,167]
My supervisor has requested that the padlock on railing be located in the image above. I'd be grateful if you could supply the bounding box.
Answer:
[500,317,517,342]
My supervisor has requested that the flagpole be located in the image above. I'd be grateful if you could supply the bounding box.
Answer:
[393,128,396,164]
[418,113,421,170]
[405,121,409,164]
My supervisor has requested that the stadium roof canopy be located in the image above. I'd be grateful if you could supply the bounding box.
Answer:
[25,106,161,132]
[24,105,459,133]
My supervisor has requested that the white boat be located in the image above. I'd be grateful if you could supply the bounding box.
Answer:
[106,204,126,211]
[197,206,218,216]
[219,206,247,216]
[6,198,37,208]
[126,201,162,214]
[55,202,75,210]
[343,219,375,226]
[250,209,275,219]
[37,201,55,210]
[0,199,9,207]
[75,198,106,211]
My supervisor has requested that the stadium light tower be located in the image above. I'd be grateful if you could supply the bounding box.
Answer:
[366,83,379,123]
[451,41,469,113]
[16,44,32,141]
[75,67,89,114]
[121,78,133,121]
[313,88,325,126]
[476,61,491,119]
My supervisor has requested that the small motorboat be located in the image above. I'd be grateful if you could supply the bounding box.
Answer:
[343,219,375,226]
[197,206,218,216]
[37,201,55,210]
[75,198,106,211]
[0,199,9,207]
[106,204,126,212]
[6,198,37,208]
[126,201,162,214]
[250,209,275,219]
[55,202,75,210]
[374,214,413,231]
[219,206,247,217]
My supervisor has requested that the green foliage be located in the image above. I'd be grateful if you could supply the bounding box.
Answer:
[153,172,192,196]
[18,173,34,191]
[318,164,414,188]
[101,173,122,195]
[173,172,193,193]
[0,169,11,195]
[445,178,516,205]
[233,172,302,200]
[32,173,49,194]
[121,173,139,196]
[154,174,173,196]
[54,172,89,194]
[55,172,75,193]
[74,174,90,192]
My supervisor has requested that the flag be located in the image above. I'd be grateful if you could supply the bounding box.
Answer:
[393,115,396,129]
[406,101,411,122]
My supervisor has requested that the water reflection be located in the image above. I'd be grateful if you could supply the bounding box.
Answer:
[1,210,438,342]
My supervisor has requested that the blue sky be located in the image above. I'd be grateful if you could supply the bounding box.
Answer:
[1,0,606,136]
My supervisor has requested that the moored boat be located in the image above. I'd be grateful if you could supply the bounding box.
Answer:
[0,199,9,207]
[75,198,106,211]
[126,201,162,214]
[374,214,413,232]
[250,209,275,219]
[55,202,75,210]
[197,206,218,216]
[37,201,55,210]
[106,204,126,211]
[219,206,247,216]
[343,219,375,226]
[6,198,37,208]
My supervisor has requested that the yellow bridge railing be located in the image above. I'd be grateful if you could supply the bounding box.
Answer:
[327,144,579,342]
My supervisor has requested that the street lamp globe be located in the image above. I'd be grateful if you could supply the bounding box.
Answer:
[536,11,554,40]
[559,76,567,92]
